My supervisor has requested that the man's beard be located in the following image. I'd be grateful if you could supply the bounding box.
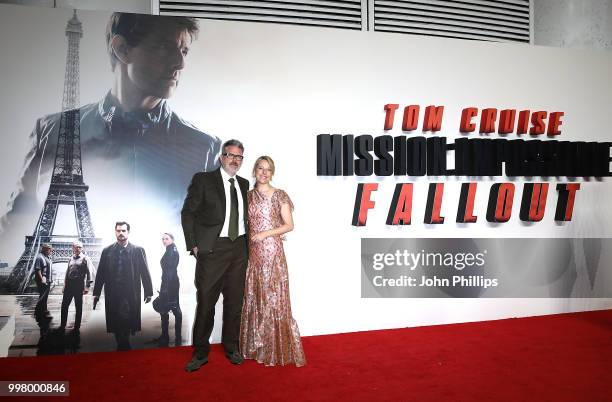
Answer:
[227,163,240,175]
[223,168,237,176]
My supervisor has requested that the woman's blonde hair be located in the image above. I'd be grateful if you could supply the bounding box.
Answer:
[252,155,276,177]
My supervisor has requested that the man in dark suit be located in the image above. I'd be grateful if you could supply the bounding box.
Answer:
[93,221,153,351]
[33,244,53,318]
[59,241,92,334]
[181,139,249,372]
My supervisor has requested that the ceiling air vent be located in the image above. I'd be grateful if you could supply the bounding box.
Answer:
[373,0,532,43]
[159,0,364,30]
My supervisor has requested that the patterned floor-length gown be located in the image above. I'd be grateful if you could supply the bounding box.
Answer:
[239,188,306,366]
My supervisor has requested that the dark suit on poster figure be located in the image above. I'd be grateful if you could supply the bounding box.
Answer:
[181,140,249,371]
[155,234,182,347]
[60,241,92,332]
[33,244,53,318]
[93,222,153,351]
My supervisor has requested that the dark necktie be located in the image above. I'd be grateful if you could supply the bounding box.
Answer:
[228,178,239,241]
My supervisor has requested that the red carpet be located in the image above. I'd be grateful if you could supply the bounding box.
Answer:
[1,309,610,402]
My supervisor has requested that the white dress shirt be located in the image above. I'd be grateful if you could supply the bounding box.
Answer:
[219,167,246,238]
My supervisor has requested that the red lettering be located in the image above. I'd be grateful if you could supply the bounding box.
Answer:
[528,183,549,221]
[555,183,581,221]
[517,110,530,134]
[387,183,413,225]
[498,109,516,134]
[479,108,497,134]
[424,183,445,224]
[423,105,444,132]
[457,183,478,223]
[402,105,420,131]
[547,111,564,136]
[460,107,478,133]
[352,183,378,226]
[529,111,547,135]
[383,104,399,130]
[492,183,515,222]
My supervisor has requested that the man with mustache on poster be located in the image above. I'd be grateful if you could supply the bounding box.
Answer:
[1,12,221,296]
[182,139,249,372]
[93,222,153,351]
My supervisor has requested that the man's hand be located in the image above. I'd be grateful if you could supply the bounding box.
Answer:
[83,288,89,295]
[191,246,198,258]
[41,278,47,285]
[144,296,152,304]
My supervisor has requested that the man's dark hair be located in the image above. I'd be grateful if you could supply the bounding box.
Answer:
[115,221,131,232]
[106,12,199,69]
[223,139,245,153]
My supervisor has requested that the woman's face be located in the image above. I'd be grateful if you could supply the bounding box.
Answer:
[254,160,273,185]
[162,234,173,247]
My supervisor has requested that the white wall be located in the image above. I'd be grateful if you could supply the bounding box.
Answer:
[534,0,612,50]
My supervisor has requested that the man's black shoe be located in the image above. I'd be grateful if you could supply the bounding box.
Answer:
[225,350,243,365]
[185,355,208,372]
[157,336,169,347]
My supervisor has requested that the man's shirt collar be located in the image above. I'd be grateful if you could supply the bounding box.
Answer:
[98,91,171,134]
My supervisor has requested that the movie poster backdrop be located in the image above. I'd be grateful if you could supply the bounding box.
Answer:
[0,4,611,357]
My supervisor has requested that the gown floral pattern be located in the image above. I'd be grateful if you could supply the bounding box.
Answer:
[239,188,306,366]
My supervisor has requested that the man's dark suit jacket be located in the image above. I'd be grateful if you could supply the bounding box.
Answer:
[93,242,153,333]
[181,168,249,253]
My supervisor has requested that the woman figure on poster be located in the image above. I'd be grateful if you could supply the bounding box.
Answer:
[155,233,182,347]
[239,156,306,366]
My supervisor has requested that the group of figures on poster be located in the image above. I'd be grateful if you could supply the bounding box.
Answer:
[0,11,305,369]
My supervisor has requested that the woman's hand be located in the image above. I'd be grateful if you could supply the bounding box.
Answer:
[251,231,269,242]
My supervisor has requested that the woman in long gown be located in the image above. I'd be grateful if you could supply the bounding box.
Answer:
[239,156,306,366]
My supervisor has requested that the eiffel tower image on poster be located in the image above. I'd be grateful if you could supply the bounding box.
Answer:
[5,10,102,293]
